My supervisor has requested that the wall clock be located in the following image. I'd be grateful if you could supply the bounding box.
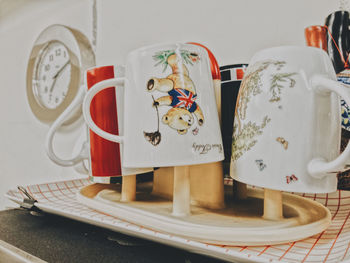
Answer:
[26,24,95,124]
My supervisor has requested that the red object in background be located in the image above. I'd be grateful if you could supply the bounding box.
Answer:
[86,66,122,177]
[235,68,245,80]
[187,42,221,80]
[304,25,327,51]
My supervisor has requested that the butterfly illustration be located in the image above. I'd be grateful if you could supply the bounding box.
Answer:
[255,159,266,171]
[192,127,199,135]
[286,174,298,184]
[276,137,288,150]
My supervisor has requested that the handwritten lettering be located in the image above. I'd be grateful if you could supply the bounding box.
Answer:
[192,143,223,154]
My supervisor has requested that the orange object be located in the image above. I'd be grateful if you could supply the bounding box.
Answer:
[86,66,122,177]
[304,25,327,51]
[187,42,221,80]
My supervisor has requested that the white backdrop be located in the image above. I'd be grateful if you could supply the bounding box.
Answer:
[0,0,92,209]
[0,0,341,209]
[95,0,340,65]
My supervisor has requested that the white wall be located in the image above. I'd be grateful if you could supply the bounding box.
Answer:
[0,0,93,209]
[0,0,342,210]
[96,0,340,66]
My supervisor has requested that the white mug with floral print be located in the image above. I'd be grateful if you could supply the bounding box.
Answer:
[83,43,224,168]
[231,46,350,193]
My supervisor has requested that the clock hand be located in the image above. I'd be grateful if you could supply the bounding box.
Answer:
[50,61,69,92]
[53,60,69,79]
[50,77,58,93]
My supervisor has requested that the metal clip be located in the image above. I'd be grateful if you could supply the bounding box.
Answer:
[17,186,37,210]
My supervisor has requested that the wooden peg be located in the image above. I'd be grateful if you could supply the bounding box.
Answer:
[172,166,190,217]
[263,188,283,220]
[190,162,225,209]
[233,181,248,200]
[187,78,225,209]
[152,167,174,199]
[120,175,136,202]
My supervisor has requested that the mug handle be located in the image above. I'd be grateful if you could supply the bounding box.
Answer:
[82,78,125,143]
[308,74,350,178]
[45,86,89,168]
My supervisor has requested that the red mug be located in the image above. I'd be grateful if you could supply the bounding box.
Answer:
[45,65,152,183]
[86,65,152,182]
[86,66,122,179]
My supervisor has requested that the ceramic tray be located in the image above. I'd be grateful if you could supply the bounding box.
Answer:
[77,182,331,246]
[5,178,350,263]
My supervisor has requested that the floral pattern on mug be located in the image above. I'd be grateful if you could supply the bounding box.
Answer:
[338,74,350,131]
[341,100,350,130]
[153,49,200,72]
[144,50,204,145]
[232,60,297,161]
[235,60,295,121]
[232,116,270,161]
[269,72,297,102]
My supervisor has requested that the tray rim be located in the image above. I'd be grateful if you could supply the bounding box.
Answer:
[5,178,350,263]
[77,184,331,246]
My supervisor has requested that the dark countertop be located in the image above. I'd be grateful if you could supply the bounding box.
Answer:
[0,209,229,263]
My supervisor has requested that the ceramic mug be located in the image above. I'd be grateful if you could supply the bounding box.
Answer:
[325,11,350,189]
[45,65,152,182]
[325,10,350,74]
[325,11,350,132]
[231,46,350,193]
[220,64,248,177]
[83,43,224,168]
[305,22,350,189]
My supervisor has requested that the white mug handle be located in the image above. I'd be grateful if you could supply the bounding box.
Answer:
[82,78,125,143]
[308,74,350,178]
[45,86,89,168]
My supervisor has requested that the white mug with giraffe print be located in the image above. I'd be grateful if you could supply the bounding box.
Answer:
[83,43,224,168]
[231,46,350,193]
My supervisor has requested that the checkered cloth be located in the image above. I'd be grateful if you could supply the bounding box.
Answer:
[5,178,350,263]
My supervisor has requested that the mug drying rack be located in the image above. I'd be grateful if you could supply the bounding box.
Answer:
[77,166,331,246]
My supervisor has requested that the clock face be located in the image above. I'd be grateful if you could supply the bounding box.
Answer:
[27,25,95,124]
[32,41,71,109]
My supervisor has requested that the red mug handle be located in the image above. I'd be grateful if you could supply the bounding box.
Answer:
[187,42,221,80]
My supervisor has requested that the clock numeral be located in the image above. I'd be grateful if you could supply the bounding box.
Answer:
[44,64,50,71]
[44,86,48,93]
[42,75,46,81]
[62,92,66,97]
[63,51,67,58]
[49,55,54,62]
[55,49,61,56]
[55,97,59,103]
